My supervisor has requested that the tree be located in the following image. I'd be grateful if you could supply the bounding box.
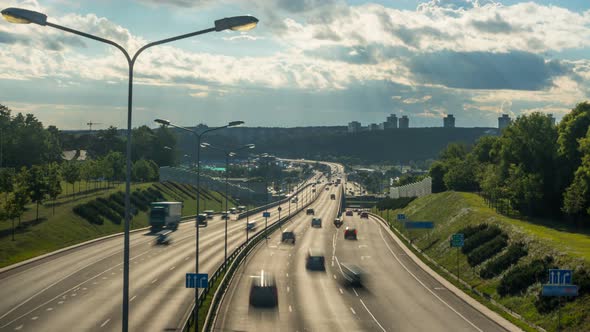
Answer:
[153,125,177,166]
[103,151,125,183]
[0,168,15,204]
[132,159,155,182]
[429,161,447,193]
[439,143,469,161]
[46,163,62,215]
[27,165,49,222]
[443,156,479,192]
[61,161,80,197]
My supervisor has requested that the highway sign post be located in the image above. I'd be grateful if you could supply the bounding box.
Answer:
[263,211,270,241]
[185,273,209,289]
[450,233,464,281]
[542,268,577,331]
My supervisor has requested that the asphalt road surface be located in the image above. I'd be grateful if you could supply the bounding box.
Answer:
[0,175,324,332]
[214,183,512,332]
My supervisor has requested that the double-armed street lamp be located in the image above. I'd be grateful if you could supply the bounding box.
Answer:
[1,7,258,332]
[200,142,254,268]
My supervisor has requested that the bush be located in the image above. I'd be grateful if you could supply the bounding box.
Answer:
[460,223,488,238]
[376,197,416,211]
[462,225,503,254]
[168,181,196,199]
[98,197,124,218]
[467,234,508,266]
[87,200,122,224]
[480,243,528,279]
[574,267,590,297]
[108,192,139,216]
[130,191,149,211]
[498,256,555,296]
[73,204,103,225]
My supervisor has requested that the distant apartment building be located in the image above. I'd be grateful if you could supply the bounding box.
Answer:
[348,121,361,133]
[368,123,380,131]
[383,114,398,129]
[498,114,511,130]
[443,114,455,128]
[399,115,409,128]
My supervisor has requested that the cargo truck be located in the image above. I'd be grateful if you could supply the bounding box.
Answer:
[149,202,182,232]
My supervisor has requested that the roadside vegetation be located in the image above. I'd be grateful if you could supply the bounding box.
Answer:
[375,193,590,332]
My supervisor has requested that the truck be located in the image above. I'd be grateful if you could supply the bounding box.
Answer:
[149,202,182,232]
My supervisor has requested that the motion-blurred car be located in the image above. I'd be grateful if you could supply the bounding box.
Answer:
[246,221,257,231]
[311,217,322,228]
[221,211,230,220]
[249,270,278,307]
[197,213,208,226]
[360,212,369,219]
[344,227,357,240]
[281,230,296,243]
[334,218,343,228]
[345,210,353,216]
[306,249,325,270]
[204,210,215,219]
[155,230,172,245]
[306,208,315,215]
[340,263,364,286]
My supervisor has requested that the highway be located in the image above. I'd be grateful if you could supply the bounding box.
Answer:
[0,174,323,332]
[214,180,515,331]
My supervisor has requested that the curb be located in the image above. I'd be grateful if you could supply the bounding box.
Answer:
[369,213,522,332]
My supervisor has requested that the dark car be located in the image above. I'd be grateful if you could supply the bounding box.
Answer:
[360,212,369,219]
[197,213,208,226]
[311,217,322,228]
[306,249,325,270]
[340,263,364,286]
[345,210,353,216]
[330,194,336,200]
[333,218,343,228]
[155,230,172,245]
[306,208,315,215]
[344,227,357,240]
[249,270,278,307]
[281,230,296,243]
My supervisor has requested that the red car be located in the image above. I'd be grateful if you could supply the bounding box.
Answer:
[344,227,357,240]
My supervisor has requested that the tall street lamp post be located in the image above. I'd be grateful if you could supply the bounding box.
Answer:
[201,143,254,268]
[1,7,257,332]
[154,119,243,327]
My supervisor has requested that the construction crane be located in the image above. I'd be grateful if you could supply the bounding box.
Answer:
[87,121,103,131]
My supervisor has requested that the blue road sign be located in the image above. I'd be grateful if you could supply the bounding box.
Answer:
[451,233,464,247]
[404,221,434,229]
[262,212,271,218]
[397,214,406,220]
[185,273,208,289]
[542,285,578,297]
[549,269,572,285]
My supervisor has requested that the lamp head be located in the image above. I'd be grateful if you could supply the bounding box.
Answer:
[228,120,244,127]
[215,16,258,32]
[154,118,170,126]
[1,7,47,25]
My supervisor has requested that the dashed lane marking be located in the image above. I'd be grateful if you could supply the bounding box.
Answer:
[31,317,38,321]
[339,288,344,295]
[350,307,356,315]
[360,299,387,332]
[100,318,110,328]
[130,295,137,302]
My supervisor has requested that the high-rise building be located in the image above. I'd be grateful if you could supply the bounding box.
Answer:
[399,115,409,128]
[369,123,380,131]
[384,114,398,129]
[443,114,455,128]
[498,114,511,130]
[348,121,361,133]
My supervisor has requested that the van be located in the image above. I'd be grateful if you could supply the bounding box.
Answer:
[306,249,325,270]
[197,214,208,226]
[246,220,257,231]
[249,270,278,307]
[311,218,322,228]
[204,210,215,219]
[306,208,315,215]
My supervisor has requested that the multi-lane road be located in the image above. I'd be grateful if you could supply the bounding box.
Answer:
[215,180,518,331]
[0,174,323,332]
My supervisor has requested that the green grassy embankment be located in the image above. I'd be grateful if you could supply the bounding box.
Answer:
[374,192,590,332]
[0,181,236,268]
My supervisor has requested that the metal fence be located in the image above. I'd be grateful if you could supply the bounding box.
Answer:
[389,177,432,199]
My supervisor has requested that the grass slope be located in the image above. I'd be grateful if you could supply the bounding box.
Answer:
[375,192,590,332]
[0,181,236,268]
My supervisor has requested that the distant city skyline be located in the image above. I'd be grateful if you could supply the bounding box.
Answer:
[2,0,590,130]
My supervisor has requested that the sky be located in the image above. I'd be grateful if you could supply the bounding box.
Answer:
[1,0,590,130]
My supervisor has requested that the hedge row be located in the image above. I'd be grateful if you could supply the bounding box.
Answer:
[479,243,527,279]
[88,199,122,224]
[467,234,508,266]
[166,181,196,199]
[497,256,555,296]
[462,225,503,254]
[460,223,488,238]
[73,204,103,225]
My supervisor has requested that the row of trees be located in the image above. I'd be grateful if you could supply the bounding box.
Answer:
[430,102,590,223]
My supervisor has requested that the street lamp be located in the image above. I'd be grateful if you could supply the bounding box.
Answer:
[2,7,258,332]
[154,119,242,327]
[201,142,254,268]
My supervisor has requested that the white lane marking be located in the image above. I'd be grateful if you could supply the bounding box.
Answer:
[286,273,289,277]
[358,244,368,248]
[0,249,153,329]
[339,288,344,295]
[100,318,111,328]
[434,287,446,290]
[361,256,371,260]
[350,307,356,315]
[71,293,77,297]
[14,324,23,330]
[287,287,290,293]
[333,274,337,279]
[353,289,359,297]
[169,266,176,271]
[57,301,64,305]
[289,305,293,312]
[377,226,483,332]
[185,256,190,260]
[130,295,137,302]
[46,308,53,311]
[82,287,87,291]
[360,299,387,332]
[31,317,38,321]
[151,278,158,284]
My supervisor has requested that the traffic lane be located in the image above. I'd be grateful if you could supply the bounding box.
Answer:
[335,215,479,331]
[215,189,335,331]
[366,215,508,331]
[0,202,291,331]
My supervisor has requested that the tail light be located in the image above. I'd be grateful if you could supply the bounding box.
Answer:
[354,229,357,235]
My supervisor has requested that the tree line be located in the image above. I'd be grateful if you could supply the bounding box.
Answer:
[430,102,590,224]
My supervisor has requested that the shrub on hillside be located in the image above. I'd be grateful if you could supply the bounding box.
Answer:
[97,197,124,218]
[168,181,195,199]
[462,225,503,254]
[73,204,103,225]
[497,256,555,296]
[480,243,528,279]
[130,192,149,211]
[574,267,590,297]
[467,234,508,266]
[87,200,122,224]
[460,223,488,238]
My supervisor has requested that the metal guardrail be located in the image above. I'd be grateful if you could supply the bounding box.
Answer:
[181,181,323,332]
